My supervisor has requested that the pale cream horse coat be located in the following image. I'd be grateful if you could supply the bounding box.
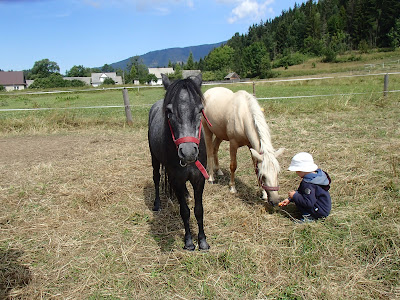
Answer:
[202,87,284,204]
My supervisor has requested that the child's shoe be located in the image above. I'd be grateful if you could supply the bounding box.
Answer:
[296,214,315,223]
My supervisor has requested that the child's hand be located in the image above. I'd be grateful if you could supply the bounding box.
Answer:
[278,199,290,207]
[288,190,296,199]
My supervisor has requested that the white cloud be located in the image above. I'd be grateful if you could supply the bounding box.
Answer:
[225,0,274,24]
[82,0,194,12]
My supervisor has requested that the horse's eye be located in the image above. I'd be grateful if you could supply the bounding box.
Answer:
[166,106,173,119]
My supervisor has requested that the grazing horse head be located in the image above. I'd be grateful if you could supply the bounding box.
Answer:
[250,148,285,205]
[162,74,204,166]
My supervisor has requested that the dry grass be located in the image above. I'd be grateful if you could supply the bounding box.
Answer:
[0,91,399,299]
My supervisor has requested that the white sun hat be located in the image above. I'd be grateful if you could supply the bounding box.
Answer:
[288,152,318,172]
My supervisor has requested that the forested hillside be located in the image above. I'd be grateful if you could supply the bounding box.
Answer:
[110,42,225,70]
[198,0,400,79]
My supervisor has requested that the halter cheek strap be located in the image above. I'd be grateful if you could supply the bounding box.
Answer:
[253,152,280,192]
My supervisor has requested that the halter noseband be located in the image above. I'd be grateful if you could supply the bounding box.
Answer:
[168,109,211,179]
[254,151,280,192]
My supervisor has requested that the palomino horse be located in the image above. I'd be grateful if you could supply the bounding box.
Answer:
[148,73,210,251]
[202,87,284,205]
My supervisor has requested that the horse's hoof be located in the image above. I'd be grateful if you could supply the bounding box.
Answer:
[152,206,160,211]
[208,179,215,184]
[229,187,237,194]
[183,244,196,251]
[198,240,210,250]
[217,170,224,176]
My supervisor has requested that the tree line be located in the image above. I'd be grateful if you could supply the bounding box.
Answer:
[17,57,158,89]
[197,0,400,80]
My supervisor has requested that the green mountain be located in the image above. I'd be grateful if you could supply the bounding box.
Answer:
[110,42,225,71]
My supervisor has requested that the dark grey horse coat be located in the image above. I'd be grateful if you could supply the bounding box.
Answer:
[148,73,209,250]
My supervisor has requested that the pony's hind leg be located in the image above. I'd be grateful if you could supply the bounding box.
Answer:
[213,137,224,177]
[151,155,161,211]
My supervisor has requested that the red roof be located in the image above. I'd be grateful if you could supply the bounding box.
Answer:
[0,71,26,86]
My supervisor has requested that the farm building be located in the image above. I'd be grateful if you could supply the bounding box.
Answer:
[182,70,201,79]
[64,73,122,87]
[91,72,123,87]
[148,68,174,85]
[0,71,26,91]
[224,72,240,82]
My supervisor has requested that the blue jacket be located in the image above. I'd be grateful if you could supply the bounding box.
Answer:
[291,169,331,218]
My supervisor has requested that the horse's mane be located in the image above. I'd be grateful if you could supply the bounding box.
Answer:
[163,78,204,113]
[243,91,281,173]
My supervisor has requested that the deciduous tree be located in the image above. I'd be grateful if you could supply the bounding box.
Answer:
[30,59,60,79]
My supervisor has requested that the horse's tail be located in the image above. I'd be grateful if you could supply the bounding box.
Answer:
[161,165,174,199]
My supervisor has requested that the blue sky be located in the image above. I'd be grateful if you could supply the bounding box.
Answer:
[0,0,305,74]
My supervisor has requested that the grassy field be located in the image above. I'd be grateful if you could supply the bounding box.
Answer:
[0,54,399,299]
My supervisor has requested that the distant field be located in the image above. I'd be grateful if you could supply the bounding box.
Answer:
[0,54,399,298]
[1,70,399,135]
[275,48,400,77]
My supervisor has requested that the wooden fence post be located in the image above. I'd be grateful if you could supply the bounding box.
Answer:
[122,88,133,125]
[253,82,256,97]
[384,74,389,97]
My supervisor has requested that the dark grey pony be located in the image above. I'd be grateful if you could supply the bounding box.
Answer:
[148,73,210,251]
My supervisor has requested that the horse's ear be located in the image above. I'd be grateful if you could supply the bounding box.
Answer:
[250,148,263,163]
[162,73,170,89]
[191,73,202,88]
[274,148,285,157]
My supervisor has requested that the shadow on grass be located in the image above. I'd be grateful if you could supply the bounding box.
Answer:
[207,168,268,205]
[276,204,303,221]
[0,248,31,298]
[143,181,200,252]
[207,168,305,218]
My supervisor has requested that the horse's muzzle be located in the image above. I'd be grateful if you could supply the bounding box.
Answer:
[178,143,199,165]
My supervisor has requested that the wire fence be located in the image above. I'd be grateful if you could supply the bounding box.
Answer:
[1,71,399,113]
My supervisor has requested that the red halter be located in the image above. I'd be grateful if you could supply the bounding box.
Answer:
[168,109,211,179]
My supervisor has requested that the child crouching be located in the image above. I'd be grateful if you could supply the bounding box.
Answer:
[279,152,331,222]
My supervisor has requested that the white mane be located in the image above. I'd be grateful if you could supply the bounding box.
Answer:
[243,92,281,174]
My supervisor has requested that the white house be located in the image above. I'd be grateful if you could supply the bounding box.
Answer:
[91,72,123,87]
[148,68,174,85]
[0,71,26,91]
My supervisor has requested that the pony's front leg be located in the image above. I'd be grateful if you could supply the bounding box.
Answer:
[261,190,268,200]
[229,142,238,194]
[174,186,195,251]
[193,179,210,250]
[203,125,216,183]
[152,155,161,211]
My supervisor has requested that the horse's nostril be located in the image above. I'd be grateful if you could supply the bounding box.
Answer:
[178,147,185,158]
